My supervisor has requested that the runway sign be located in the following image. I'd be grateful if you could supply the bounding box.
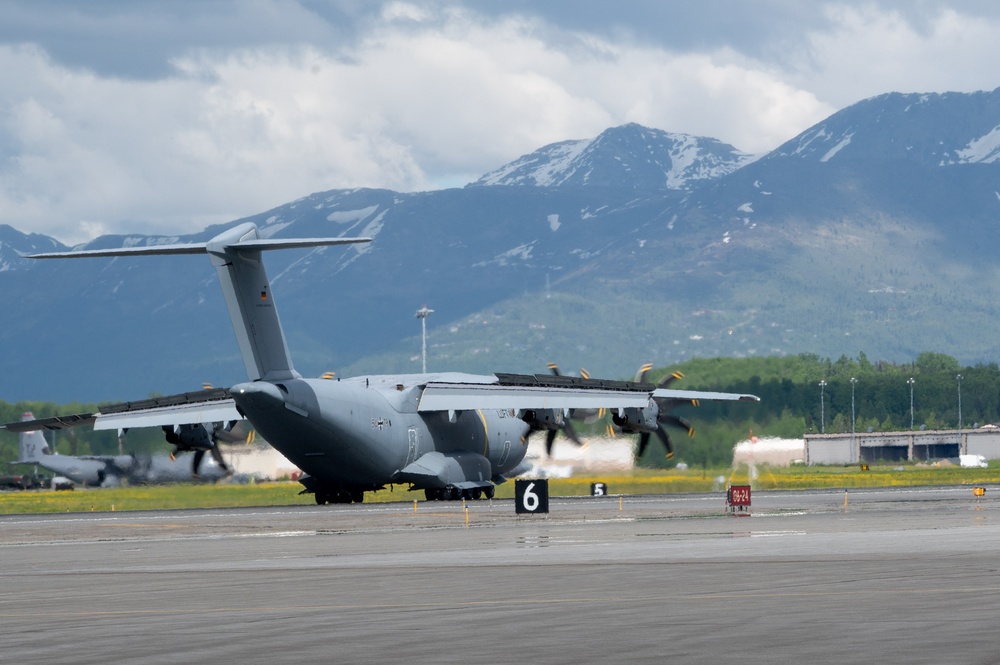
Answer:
[727,485,751,515]
[728,485,751,506]
[515,479,549,514]
[591,482,608,496]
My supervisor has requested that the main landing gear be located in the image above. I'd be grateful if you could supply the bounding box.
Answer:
[314,488,365,505]
[424,485,495,501]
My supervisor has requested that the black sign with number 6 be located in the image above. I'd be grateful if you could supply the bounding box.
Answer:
[515,479,549,514]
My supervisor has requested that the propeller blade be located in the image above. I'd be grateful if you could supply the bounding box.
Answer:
[637,432,651,458]
[545,429,558,457]
[562,418,584,447]
[209,444,231,472]
[634,363,654,383]
[659,414,694,437]
[191,449,206,477]
[655,425,675,460]
[658,371,685,389]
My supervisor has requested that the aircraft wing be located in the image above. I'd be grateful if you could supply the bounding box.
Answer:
[652,388,760,402]
[4,387,242,433]
[416,373,758,412]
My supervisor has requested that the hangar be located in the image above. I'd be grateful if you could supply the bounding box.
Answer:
[804,427,1000,465]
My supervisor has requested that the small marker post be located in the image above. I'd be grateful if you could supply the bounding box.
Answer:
[413,499,417,513]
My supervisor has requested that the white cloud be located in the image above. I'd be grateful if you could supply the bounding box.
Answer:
[0,2,997,244]
[801,5,1000,105]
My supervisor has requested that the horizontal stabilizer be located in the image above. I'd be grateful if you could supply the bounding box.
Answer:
[27,236,370,259]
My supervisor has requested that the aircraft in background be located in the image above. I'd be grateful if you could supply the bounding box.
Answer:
[6,222,758,504]
[11,412,230,487]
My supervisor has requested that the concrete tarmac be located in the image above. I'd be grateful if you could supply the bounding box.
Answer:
[1,487,999,664]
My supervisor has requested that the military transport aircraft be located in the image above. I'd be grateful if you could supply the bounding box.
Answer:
[12,413,230,486]
[5,222,758,504]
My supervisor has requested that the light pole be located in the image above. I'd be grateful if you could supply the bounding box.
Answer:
[850,377,857,463]
[907,377,915,430]
[415,304,434,373]
[819,380,827,434]
[956,374,963,431]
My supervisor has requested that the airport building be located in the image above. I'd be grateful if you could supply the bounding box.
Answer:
[804,427,1000,465]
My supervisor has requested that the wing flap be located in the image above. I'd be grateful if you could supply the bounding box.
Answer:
[93,388,241,430]
[3,388,243,433]
[4,413,96,432]
[418,381,651,412]
[94,401,242,431]
[653,389,760,402]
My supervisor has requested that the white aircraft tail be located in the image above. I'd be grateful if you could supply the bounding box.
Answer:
[17,412,52,462]
[29,223,371,382]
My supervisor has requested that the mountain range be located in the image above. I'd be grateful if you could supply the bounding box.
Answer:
[3,87,1000,403]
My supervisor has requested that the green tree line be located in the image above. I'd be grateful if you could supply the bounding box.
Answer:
[634,352,994,468]
[2,351,994,470]
[0,400,168,464]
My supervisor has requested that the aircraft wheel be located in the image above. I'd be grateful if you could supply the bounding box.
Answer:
[315,493,328,505]
[351,490,364,503]
[424,488,441,501]
[448,487,460,501]
[471,488,483,500]
[485,486,495,500]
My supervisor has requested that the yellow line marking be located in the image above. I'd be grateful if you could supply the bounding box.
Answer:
[476,409,489,455]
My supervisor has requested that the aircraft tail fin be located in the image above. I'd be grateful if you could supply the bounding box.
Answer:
[17,413,52,463]
[29,223,370,382]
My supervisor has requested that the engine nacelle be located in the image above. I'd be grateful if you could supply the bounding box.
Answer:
[611,405,658,433]
[162,423,213,451]
[520,409,562,431]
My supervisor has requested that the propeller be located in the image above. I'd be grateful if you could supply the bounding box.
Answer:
[533,362,596,456]
[162,421,236,477]
[634,364,694,461]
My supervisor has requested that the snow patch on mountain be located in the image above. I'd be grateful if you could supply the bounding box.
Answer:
[475,242,536,267]
[476,139,591,187]
[956,125,1000,163]
[328,205,379,224]
[122,235,182,248]
[821,132,854,162]
[471,123,753,191]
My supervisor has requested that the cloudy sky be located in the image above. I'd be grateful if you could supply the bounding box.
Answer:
[2,0,999,244]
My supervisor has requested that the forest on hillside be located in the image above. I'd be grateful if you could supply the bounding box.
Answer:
[0,352,993,469]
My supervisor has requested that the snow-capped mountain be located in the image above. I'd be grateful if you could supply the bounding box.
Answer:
[472,123,755,190]
[766,88,1000,166]
[3,87,1000,403]
[0,225,65,272]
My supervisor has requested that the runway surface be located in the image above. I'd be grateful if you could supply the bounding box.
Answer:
[2,486,999,664]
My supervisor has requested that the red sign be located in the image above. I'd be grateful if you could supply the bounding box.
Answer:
[728,485,751,506]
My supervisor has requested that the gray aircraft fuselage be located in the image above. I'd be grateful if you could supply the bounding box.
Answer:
[232,374,530,494]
